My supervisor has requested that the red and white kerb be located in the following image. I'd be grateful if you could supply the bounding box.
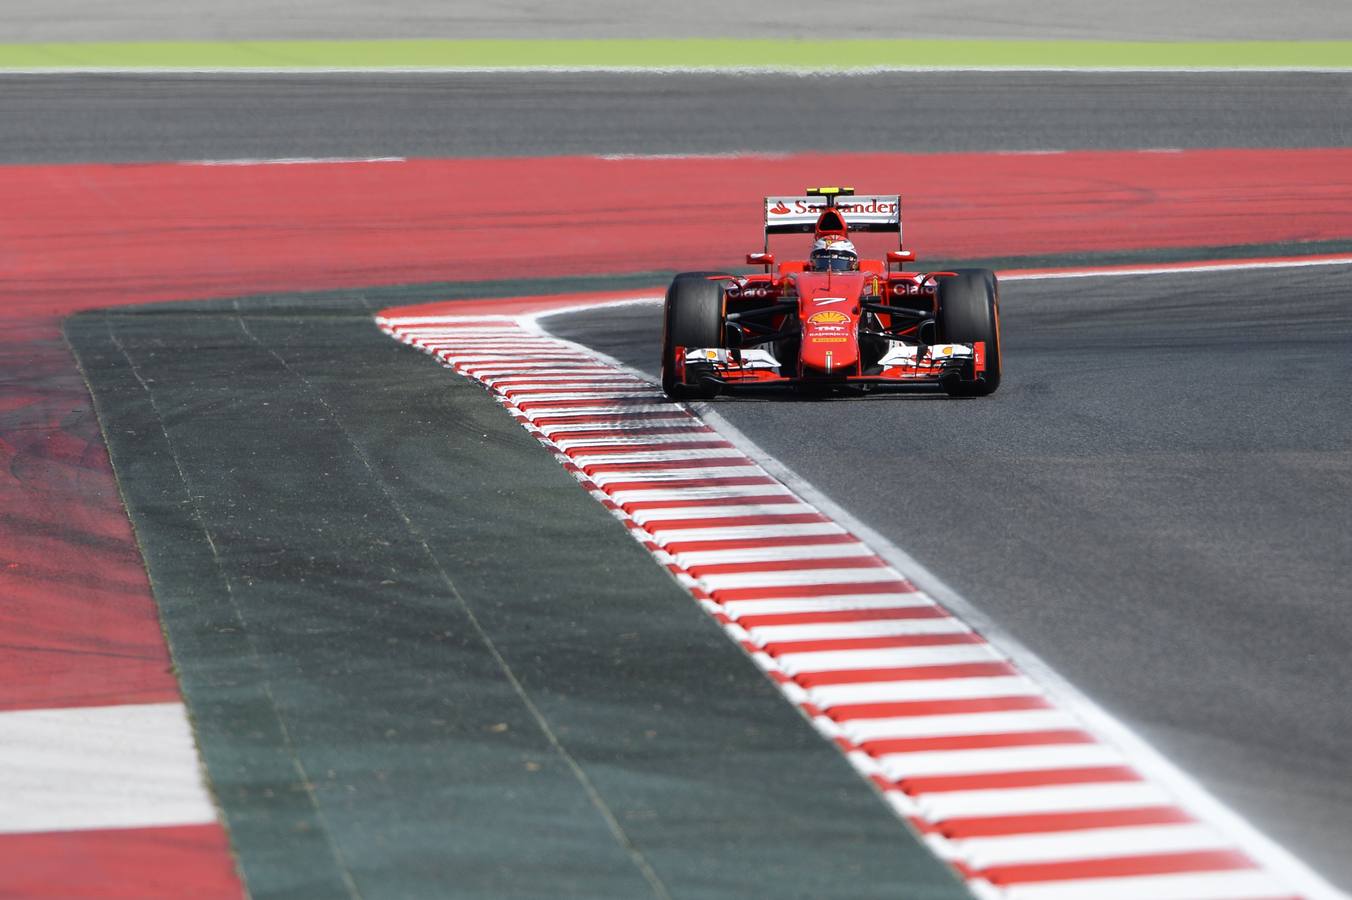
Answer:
[377,310,1316,900]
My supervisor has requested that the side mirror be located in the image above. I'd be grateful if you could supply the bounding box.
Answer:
[746,252,775,267]
[887,249,916,265]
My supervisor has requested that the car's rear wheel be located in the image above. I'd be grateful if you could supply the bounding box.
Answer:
[661,272,726,399]
[936,268,1002,397]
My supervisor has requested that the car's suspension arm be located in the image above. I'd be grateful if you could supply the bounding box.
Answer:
[860,301,935,342]
[861,301,930,319]
[726,301,798,346]
[728,324,801,345]
[726,301,798,322]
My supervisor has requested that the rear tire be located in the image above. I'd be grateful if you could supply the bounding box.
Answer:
[661,273,726,399]
[936,268,1002,397]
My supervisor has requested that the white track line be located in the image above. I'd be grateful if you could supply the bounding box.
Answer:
[1002,255,1352,280]
[954,823,1235,867]
[5,66,1351,75]
[774,644,1004,675]
[991,871,1292,900]
[876,743,1127,779]
[842,709,1080,741]
[0,702,218,834]
[808,675,1043,708]
[180,156,406,165]
[721,593,933,618]
[747,617,971,644]
[913,783,1177,823]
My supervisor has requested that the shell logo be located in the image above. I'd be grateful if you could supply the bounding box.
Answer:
[808,310,850,325]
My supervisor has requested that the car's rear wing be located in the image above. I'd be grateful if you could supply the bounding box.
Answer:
[764,194,902,238]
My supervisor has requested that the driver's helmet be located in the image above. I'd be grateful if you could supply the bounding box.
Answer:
[809,236,859,272]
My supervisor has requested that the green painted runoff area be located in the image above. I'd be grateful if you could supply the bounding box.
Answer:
[67,291,971,899]
[2,39,1351,69]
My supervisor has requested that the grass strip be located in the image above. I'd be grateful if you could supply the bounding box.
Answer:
[3,39,1351,70]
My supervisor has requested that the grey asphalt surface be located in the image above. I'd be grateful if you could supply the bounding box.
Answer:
[68,296,969,900]
[2,72,1351,164]
[7,0,1351,41]
[547,265,1352,891]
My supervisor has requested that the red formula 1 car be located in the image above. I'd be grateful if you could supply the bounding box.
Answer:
[660,187,1001,399]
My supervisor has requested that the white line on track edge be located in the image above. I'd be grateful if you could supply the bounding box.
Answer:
[1001,255,1352,280]
[523,258,1352,899]
[4,66,1352,75]
[180,156,406,166]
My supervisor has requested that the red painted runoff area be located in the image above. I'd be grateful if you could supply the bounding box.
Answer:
[0,319,182,712]
[0,825,242,899]
[2,148,1351,318]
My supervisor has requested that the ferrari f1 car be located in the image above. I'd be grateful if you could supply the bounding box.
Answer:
[660,187,1001,399]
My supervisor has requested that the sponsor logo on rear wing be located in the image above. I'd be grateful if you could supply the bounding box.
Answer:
[765,195,902,235]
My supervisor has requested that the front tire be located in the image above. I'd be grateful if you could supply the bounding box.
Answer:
[661,273,726,399]
[936,268,1002,397]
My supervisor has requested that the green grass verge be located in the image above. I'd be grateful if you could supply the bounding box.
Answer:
[2,39,1351,70]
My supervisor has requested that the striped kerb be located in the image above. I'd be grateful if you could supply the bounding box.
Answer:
[377,310,1308,900]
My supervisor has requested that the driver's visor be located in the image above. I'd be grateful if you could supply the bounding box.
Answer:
[812,253,857,272]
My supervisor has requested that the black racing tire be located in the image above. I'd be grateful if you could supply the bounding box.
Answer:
[936,268,1002,397]
[661,272,727,399]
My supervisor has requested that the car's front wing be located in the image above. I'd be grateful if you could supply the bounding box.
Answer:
[679,343,987,389]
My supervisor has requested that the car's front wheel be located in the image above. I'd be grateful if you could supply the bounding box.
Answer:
[661,272,726,399]
[936,268,1002,397]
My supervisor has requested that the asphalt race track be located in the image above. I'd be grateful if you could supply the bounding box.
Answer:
[5,62,1352,896]
[9,0,1352,41]
[548,264,1352,885]
[1,73,1350,163]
